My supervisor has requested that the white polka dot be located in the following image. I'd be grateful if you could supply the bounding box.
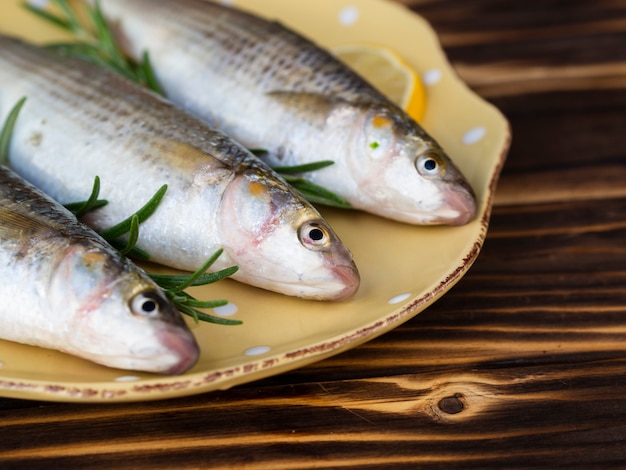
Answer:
[388,293,411,304]
[422,69,442,86]
[245,346,271,356]
[213,302,238,317]
[339,6,360,26]
[463,127,487,145]
[115,375,141,382]
[0,360,3,368]
[219,0,235,6]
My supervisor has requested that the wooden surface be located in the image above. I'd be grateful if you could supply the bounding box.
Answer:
[2,0,626,468]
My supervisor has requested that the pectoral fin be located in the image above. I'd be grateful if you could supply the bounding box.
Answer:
[148,137,235,185]
[266,90,340,115]
[0,206,59,241]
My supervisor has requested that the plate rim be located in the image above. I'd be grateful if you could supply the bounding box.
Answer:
[0,0,511,403]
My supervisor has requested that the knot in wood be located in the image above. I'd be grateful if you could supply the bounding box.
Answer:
[437,393,465,414]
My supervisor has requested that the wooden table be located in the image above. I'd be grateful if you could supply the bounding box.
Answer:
[2,0,625,467]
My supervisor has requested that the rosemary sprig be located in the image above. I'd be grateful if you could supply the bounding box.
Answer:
[266,158,351,208]
[148,250,238,291]
[98,184,167,240]
[65,176,150,260]
[281,176,351,208]
[270,160,335,175]
[23,0,163,94]
[116,214,140,257]
[148,249,240,325]
[63,175,107,217]
[0,97,27,166]
[25,0,348,208]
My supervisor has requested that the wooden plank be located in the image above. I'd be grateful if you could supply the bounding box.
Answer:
[1,361,626,469]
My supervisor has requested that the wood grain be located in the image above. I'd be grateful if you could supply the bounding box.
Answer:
[1,0,626,468]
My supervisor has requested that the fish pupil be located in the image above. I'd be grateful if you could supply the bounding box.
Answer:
[310,228,324,241]
[298,222,329,250]
[131,292,162,317]
[424,159,437,171]
[142,299,157,312]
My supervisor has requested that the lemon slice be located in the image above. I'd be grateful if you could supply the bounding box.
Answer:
[332,44,426,122]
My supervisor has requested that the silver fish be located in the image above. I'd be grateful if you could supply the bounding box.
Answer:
[0,36,359,301]
[0,165,199,374]
[95,0,477,225]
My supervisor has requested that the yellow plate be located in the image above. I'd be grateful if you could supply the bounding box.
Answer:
[0,0,510,402]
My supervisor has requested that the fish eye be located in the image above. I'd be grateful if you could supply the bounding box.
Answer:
[130,291,163,318]
[416,153,446,177]
[298,221,331,251]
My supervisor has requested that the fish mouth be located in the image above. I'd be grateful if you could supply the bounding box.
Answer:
[157,326,201,375]
[327,264,361,301]
[303,261,360,301]
[444,180,477,225]
[438,179,478,226]
[233,262,360,301]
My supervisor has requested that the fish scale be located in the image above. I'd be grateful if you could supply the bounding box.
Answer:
[95,0,477,225]
[146,0,379,99]
[0,35,360,300]
[0,165,199,374]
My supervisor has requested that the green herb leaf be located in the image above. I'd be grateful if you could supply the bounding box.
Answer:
[52,0,84,34]
[248,148,268,157]
[149,265,239,290]
[175,302,242,326]
[148,249,239,292]
[138,51,165,95]
[64,176,108,217]
[24,0,163,94]
[168,249,222,294]
[22,3,72,31]
[283,177,351,208]
[117,214,140,256]
[172,291,228,309]
[99,184,167,240]
[271,160,350,207]
[181,296,229,310]
[47,42,138,81]
[272,160,336,175]
[0,96,27,166]
[148,249,241,325]
[65,198,108,214]
[248,154,350,207]
[106,239,151,261]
